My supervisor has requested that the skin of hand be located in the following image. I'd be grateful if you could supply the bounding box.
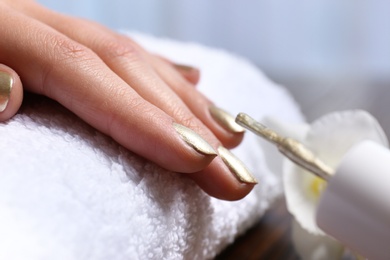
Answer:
[0,0,256,200]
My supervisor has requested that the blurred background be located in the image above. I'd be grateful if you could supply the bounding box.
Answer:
[37,0,390,136]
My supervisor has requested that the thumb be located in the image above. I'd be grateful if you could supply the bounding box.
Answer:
[0,64,23,122]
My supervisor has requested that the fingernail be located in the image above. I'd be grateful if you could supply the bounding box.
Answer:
[209,106,245,133]
[173,123,217,156]
[0,71,12,112]
[218,146,258,184]
[174,64,197,72]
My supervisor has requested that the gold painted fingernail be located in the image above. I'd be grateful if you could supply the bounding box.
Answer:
[209,106,245,133]
[174,64,196,72]
[218,146,258,184]
[0,71,12,112]
[173,123,217,156]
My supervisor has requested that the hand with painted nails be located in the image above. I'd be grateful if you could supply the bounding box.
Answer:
[0,0,257,200]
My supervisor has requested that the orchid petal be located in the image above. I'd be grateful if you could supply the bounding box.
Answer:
[306,110,388,168]
[284,159,325,234]
[284,110,388,234]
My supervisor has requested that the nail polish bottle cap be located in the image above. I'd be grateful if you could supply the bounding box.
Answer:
[316,140,390,260]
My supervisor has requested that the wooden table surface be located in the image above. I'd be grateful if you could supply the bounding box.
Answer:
[216,198,301,260]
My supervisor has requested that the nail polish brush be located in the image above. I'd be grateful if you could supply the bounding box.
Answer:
[236,113,390,260]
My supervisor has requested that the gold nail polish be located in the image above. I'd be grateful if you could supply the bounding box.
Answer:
[218,146,258,184]
[0,71,12,112]
[173,123,217,156]
[174,64,195,72]
[209,106,245,133]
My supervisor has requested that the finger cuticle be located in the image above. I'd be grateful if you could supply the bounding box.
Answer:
[0,71,13,112]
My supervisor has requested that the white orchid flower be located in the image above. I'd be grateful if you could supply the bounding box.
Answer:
[263,110,388,260]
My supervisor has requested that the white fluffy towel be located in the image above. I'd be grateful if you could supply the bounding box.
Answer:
[0,32,303,260]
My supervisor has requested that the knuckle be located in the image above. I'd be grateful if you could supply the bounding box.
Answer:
[98,38,140,61]
[39,33,95,96]
[47,34,92,63]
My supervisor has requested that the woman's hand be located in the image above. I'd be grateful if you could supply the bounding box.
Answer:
[0,0,257,200]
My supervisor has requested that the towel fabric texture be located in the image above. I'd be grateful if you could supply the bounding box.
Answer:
[0,32,303,259]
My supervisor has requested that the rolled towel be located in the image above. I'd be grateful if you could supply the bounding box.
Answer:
[0,32,304,260]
